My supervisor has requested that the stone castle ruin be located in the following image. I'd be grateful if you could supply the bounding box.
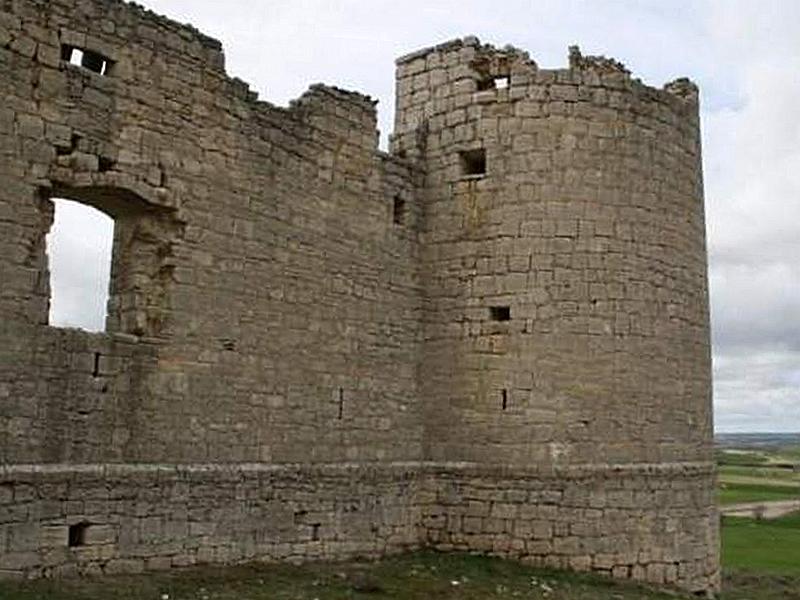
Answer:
[0,0,718,593]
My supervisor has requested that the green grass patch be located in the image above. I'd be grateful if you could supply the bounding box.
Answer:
[722,571,800,599]
[722,511,800,576]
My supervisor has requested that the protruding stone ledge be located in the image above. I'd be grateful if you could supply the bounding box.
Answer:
[0,460,716,480]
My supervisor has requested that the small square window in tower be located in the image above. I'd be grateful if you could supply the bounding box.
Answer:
[489,306,511,321]
[477,76,509,91]
[460,149,486,177]
[68,523,89,547]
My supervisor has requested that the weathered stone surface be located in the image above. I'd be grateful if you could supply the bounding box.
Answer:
[0,0,716,594]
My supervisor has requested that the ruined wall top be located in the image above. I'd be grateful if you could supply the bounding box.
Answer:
[395,35,698,106]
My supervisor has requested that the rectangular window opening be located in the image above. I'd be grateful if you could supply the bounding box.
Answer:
[501,389,508,411]
[62,45,113,75]
[460,149,486,177]
[98,156,115,173]
[392,195,405,225]
[476,76,509,91]
[489,306,511,321]
[41,186,181,338]
[68,522,89,547]
[47,198,114,332]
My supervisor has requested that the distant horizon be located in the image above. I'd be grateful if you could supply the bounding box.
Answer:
[715,431,800,435]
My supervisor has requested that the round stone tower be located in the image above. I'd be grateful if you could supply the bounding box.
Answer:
[392,38,717,591]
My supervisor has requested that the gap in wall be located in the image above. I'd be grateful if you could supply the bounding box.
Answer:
[68,522,89,547]
[46,198,114,331]
[489,305,511,321]
[460,149,486,176]
[393,195,405,225]
[62,45,113,75]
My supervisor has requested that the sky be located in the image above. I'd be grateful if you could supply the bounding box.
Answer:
[48,0,800,432]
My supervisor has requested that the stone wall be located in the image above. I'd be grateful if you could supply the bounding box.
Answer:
[0,463,422,576]
[0,0,718,594]
[418,463,718,592]
[0,0,423,465]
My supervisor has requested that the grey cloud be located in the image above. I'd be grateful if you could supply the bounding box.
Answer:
[701,0,800,431]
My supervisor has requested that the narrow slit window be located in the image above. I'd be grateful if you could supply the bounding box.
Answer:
[501,389,508,411]
[489,306,511,321]
[460,149,486,177]
[337,387,344,420]
[47,198,114,332]
[392,195,405,225]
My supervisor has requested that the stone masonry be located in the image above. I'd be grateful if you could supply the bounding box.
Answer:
[0,0,718,594]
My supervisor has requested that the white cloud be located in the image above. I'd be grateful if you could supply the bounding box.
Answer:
[47,199,113,332]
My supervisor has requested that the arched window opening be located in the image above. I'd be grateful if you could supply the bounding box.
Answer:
[46,198,114,331]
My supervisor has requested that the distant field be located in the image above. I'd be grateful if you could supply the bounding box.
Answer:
[719,482,800,505]
[715,450,769,466]
[716,445,800,505]
[720,465,799,481]
[716,446,800,468]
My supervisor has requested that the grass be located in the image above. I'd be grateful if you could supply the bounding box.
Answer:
[723,571,800,599]
[722,511,800,575]
[3,518,800,600]
[0,552,683,600]
[1,548,800,600]
[780,445,800,460]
